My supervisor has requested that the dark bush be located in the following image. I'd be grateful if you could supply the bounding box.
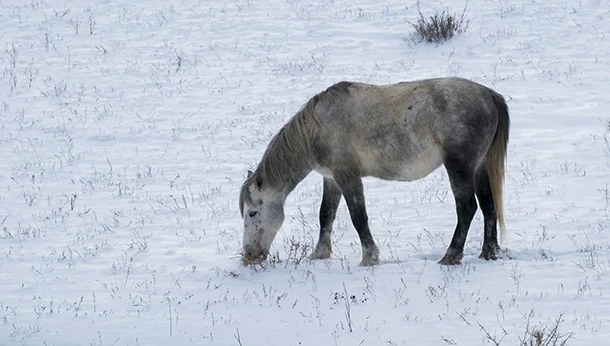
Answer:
[409,1,470,44]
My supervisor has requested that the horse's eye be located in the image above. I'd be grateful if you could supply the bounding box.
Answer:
[249,211,258,218]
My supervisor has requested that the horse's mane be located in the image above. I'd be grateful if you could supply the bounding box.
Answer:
[239,82,352,216]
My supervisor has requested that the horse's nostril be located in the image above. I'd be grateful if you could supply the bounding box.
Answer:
[246,251,253,257]
[249,211,258,218]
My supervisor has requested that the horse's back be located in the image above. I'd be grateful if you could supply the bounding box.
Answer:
[313,78,501,181]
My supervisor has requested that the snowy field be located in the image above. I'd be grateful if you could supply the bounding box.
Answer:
[1,0,610,345]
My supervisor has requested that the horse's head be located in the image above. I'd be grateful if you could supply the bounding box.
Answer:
[239,170,285,265]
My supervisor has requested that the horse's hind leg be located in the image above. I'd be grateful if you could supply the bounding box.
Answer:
[475,166,501,260]
[333,172,380,266]
[310,178,342,260]
[439,159,478,265]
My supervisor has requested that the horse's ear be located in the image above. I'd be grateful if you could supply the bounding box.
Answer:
[247,170,263,189]
[255,174,263,190]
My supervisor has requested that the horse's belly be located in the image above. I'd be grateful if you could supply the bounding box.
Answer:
[398,149,443,181]
[366,147,443,182]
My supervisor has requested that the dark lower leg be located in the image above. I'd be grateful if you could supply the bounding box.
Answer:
[476,169,500,260]
[311,178,342,259]
[439,194,477,265]
[479,218,500,260]
[439,165,477,265]
[334,173,379,266]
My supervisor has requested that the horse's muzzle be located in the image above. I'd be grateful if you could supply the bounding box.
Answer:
[242,245,268,265]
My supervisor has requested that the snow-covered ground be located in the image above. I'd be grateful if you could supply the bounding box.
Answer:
[1,0,609,345]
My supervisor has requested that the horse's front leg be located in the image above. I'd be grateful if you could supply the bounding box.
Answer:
[310,178,342,260]
[334,173,380,266]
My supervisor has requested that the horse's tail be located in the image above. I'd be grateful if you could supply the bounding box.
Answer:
[486,92,510,243]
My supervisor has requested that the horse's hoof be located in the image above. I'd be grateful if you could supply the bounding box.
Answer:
[309,250,331,260]
[479,251,499,261]
[479,244,501,261]
[309,243,332,260]
[438,254,462,265]
[359,257,379,266]
[360,246,380,266]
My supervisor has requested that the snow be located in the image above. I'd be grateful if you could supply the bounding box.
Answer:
[1,0,609,345]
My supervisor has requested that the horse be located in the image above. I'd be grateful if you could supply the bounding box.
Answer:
[239,77,509,266]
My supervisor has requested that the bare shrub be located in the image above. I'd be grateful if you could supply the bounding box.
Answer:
[479,313,573,346]
[408,0,470,44]
[284,237,310,269]
[518,314,573,346]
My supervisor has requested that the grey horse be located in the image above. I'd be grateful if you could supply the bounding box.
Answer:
[240,77,509,266]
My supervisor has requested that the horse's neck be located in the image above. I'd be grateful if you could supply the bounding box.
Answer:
[281,163,312,197]
[260,156,312,201]
[260,124,315,200]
